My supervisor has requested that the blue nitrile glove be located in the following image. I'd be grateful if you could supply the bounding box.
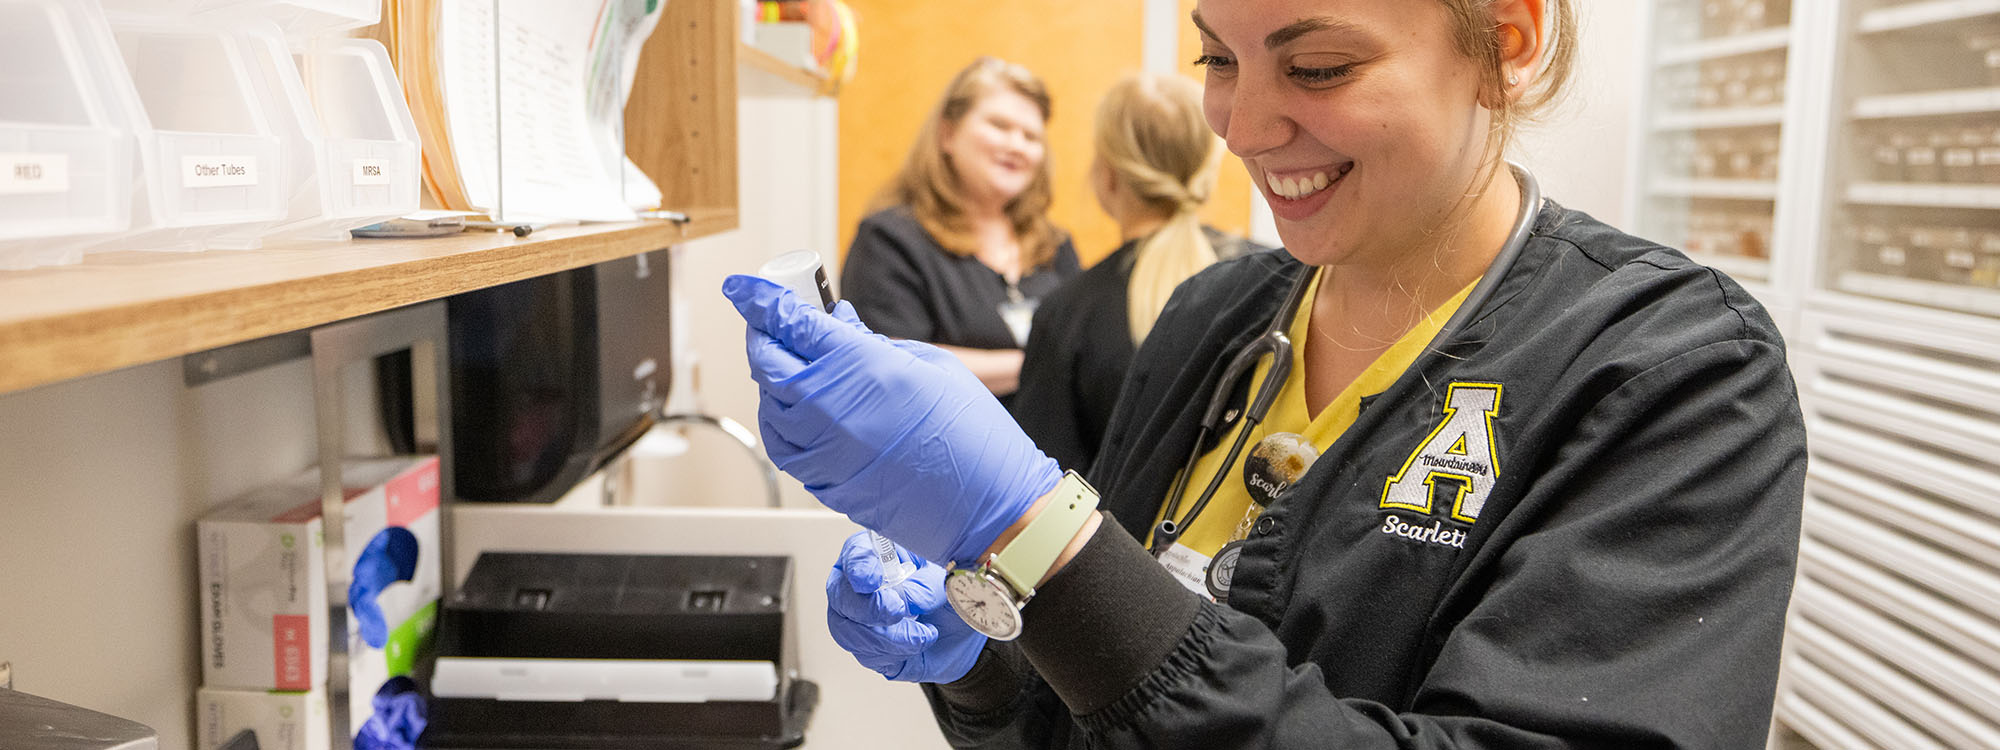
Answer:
[354,676,426,750]
[721,275,1062,565]
[350,526,420,649]
[826,531,984,683]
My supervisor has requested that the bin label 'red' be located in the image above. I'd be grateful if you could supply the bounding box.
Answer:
[183,155,259,188]
[0,153,69,195]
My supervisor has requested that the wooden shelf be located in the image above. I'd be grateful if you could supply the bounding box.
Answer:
[1654,106,1787,130]
[1858,0,2000,34]
[1650,178,1782,201]
[0,0,742,397]
[1848,182,2000,209]
[739,42,828,93]
[0,208,734,395]
[1853,86,2000,120]
[1656,27,1792,66]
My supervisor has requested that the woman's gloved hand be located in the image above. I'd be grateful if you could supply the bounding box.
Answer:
[826,531,984,684]
[722,275,1062,565]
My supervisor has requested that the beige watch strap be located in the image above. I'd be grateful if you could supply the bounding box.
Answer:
[988,471,1099,598]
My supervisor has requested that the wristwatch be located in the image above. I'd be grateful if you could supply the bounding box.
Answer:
[945,471,1100,640]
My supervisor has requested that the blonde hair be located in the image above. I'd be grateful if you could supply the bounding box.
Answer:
[873,57,1065,268]
[1094,72,1221,346]
[1440,0,1580,178]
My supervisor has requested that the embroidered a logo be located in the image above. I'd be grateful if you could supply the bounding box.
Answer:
[1380,382,1502,524]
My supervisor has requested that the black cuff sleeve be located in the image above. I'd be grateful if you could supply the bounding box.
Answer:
[933,639,1033,715]
[1018,513,1204,714]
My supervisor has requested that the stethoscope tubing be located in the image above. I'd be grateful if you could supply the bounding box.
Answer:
[1148,162,1542,555]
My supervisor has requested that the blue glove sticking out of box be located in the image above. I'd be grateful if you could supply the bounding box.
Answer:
[826,531,984,684]
[354,676,426,750]
[351,526,420,649]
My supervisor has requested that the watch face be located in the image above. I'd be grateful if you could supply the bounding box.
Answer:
[946,570,1024,640]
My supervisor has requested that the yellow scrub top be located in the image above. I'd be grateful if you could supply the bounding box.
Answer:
[1150,270,1481,598]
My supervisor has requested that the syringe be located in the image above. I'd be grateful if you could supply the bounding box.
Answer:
[756,249,917,588]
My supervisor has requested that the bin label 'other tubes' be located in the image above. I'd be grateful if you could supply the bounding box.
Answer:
[183,155,260,188]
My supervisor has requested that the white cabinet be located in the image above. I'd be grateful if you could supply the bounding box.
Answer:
[1635,2,2000,747]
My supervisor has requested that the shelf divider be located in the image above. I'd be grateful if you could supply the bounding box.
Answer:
[1847,182,2000,209]
[1651,178,1782,201]
[1853,87,2000,120]
[1654,106,1788,131]
[1836,272,2000,317]
[1858,0,2000,34]
[738,42,828,93]
[1657,27,1792,66]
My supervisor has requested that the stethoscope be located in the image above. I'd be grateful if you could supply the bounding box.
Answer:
[1149,162,1543,555]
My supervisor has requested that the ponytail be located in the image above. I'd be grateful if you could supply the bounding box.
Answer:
[1125,176,1216,345]
[1093,73,1222,346]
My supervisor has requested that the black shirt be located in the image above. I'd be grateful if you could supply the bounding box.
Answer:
[929,201,1805,749]
[1014,228,1263,473]
[841,207,1081,353]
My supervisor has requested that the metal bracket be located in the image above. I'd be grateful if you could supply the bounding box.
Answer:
[309,302,453,750]
[182,331,311,387]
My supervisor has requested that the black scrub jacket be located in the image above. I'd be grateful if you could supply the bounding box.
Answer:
[924,201,1807,749]
[1013,227,1265,474]
[840,207,1081,408]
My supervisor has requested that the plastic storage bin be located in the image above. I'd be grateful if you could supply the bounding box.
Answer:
[296,38,420,238]
[212,26,417,248]
[95,15,286,254]
[206,0,379,36]
[101,0,379,38]
[0,0,135,270]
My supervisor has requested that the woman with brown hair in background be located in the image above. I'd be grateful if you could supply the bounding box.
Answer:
[1014,71,1263,473]
[840,57,1081,408]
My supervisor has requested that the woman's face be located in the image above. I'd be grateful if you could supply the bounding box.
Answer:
[942,87,1048,210]
[1194,0,1492,267]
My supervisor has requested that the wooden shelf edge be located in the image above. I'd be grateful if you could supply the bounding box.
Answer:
[0,205,737,395]
[738,42,828,93]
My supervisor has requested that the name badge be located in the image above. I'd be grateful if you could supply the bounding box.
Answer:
[1156,542,1216,602]
[998,296,1038,348]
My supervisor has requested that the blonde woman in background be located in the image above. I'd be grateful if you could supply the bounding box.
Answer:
[1014,72,1263,472]
[841,57,1082,409]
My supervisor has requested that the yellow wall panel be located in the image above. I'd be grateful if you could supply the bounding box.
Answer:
[1178,0,1253,241]
[837,1,1145,267]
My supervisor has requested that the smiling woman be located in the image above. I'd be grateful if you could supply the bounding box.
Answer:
[728,1,1809,747]
[838,58,1082,405]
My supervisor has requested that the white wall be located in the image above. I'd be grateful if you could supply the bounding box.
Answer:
[639,64,841,513]
[1511,1,1645,228]
[0,359,321,748]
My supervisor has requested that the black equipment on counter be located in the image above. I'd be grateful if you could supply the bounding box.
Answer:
[421,552,817,749]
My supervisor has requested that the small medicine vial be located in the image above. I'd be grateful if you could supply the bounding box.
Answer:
[757,249,836,312]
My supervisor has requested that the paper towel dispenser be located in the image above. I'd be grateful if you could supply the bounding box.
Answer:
[446,250,671,503]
